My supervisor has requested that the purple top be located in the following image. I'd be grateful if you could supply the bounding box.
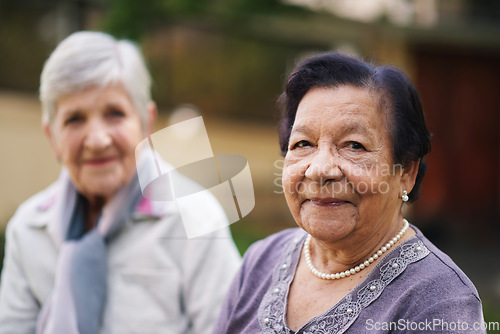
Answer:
[213,225,486,334]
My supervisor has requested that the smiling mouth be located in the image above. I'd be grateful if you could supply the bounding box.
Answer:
[307,198,350,207]
[84,157,116,166]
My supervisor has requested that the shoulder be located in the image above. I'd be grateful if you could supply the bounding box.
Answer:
[388,225,483,323]
[410,227,480,300]
[148,169,230,239]
[241,228,305,274]
[355,227,485,331]
[245,228,304,257]
[213,228,304,330]
[5,181,58,235]
[397,232,485,330]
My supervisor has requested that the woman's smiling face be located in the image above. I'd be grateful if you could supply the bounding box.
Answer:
[46,84,146,203]
[282,85,406,244]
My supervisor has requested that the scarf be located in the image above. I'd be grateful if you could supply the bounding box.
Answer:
[36,168,143,334]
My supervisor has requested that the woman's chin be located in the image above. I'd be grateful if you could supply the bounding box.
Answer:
[299,202,358,238]
[299,216,358,244]
[77,179,124,202]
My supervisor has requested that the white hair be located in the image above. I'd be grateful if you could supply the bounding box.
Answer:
[40,31,152,126]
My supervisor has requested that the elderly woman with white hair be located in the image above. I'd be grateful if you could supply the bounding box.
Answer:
[0,31,241,334]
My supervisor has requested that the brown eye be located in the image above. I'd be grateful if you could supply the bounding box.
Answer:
[64,115,84,125]
[348,141,365,150]
[108,109,125,118]
[293,140,311,149]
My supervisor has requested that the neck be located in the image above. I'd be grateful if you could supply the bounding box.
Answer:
[84,196,107,231]
[309,214,412,273]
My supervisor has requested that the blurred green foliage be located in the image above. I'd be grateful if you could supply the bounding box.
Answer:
[0,3,53,91]
[101,0,302,41]
[482,300,500,333]
[146,32,299,121]
[229,220,265,256]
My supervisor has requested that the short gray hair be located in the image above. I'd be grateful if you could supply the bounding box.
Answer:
[40,31,152,126]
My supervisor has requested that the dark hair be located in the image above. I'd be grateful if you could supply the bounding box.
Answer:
[278,52,431,202]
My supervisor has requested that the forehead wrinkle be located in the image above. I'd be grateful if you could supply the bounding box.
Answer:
[333,99,384,141]
[292,86,385,140]
[56,101,86,119]
[339,121,375,138]
[290,124,310,136]
[291,115,374,139]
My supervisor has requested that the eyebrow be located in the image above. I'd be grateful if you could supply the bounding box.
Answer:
[58,108,83,117]
[290,122,373,135]
[290,122,376,139]
[341,122,373,136]
[290,125,311,136]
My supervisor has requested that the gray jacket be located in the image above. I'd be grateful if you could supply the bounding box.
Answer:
[0,178,241,334]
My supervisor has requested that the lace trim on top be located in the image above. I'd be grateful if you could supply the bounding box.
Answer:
[257,230,430,334]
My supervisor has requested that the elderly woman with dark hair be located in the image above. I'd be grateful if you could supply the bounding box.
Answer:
[0,31,241,334]
[213,52,485,333]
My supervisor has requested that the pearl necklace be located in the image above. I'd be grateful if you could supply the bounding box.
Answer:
[303,219,409,280]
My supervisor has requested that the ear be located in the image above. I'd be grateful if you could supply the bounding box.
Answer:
[145,101,158,136]
[43,122,61,159]
[400,159,420,195]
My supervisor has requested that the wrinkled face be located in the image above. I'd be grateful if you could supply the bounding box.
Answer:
[47,84,146,202]
[282,86,405,244]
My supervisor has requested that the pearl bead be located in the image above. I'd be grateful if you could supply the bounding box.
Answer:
[392,263,399,269]
[416,246,422,252]
[282,264,287,269]
[302,220,410,280]
[264,318,270,324]
[273,288,279,294]
[370,285,376,291]
[347,308,353,314]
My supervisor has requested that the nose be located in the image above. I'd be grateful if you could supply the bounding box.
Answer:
[304,146,343,183]
[84,120,112,152]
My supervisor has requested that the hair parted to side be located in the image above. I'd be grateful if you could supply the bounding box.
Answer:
[278,52,431,202]
[40,31,152,127]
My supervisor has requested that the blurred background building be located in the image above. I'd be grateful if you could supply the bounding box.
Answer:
[1,0,499,324]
